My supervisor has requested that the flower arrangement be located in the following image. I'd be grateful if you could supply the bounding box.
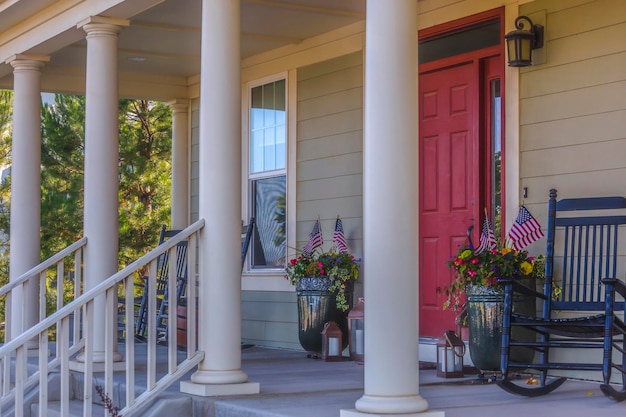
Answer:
[444,242,545,312]
[285,250,360,311]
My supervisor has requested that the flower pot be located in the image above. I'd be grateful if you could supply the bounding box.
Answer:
[466,282,535,372]
[296,276,352,355]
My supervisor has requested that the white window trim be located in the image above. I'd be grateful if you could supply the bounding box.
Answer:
[241,70,296,292]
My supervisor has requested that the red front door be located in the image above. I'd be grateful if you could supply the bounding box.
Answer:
[419,62,480,336]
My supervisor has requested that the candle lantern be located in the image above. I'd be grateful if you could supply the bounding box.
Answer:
[436,330,465,378]
[321,321,343,362]
[347,297,364,363]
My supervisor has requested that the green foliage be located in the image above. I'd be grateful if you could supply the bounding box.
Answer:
[445,243,545,312]
[40,94,85,258]
[117,99,172,268]
[0,93,173,330]
[285,250,360,312]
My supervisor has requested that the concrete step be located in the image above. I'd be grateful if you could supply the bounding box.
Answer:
[35,395,192,417]
[31,400,106,417]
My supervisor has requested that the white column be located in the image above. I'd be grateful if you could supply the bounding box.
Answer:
[78,16,128,364]
[168,99,189,230]
[180,0,259,396]
[343,1,441,416]
[7,55,49,341]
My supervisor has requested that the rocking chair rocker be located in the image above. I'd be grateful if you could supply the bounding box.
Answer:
[498,189,626,400]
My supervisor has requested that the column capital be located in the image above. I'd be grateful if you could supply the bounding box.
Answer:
[78,16,130,36]
[6,54,49,71]
[167,99,189,114]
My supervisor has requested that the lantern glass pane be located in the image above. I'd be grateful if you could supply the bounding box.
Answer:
[350,319,365,355]
[520,38,532,61]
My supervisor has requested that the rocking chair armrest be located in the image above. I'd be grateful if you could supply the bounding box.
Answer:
[499,278,547,300]
[602,278,626,299]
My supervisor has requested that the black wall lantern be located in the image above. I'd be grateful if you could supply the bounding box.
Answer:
[505,16,544,67]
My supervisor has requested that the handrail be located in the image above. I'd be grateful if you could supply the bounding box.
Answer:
[0,218,205,416]
[0,237,87,297]
[0,219,204,355]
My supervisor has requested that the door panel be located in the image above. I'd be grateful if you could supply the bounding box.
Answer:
[419,62,479,337]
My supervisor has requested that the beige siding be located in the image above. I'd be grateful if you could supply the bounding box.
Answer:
[241,291,300,350]
[190,98,200,222]
[296,52,364,264]
[519,0,626,202]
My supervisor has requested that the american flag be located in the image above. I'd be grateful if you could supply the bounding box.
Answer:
[509,205,544,250]
[333,217,348,254]
[302,218,323,256]
[475,216,496,255]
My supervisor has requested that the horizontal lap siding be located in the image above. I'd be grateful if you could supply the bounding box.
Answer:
[241,291,300,350]
[519,0,626,202]
[296,52,364,259]
[190,98,200,222]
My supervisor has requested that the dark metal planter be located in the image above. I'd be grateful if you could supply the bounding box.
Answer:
[466,282,535,372]
[296,277,351,355]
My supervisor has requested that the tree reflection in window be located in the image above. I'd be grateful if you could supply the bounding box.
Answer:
[251,176,286,268]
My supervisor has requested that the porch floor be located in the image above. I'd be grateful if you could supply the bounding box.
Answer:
[138,344,626,417]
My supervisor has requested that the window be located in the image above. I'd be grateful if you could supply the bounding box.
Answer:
[248,78,287,270]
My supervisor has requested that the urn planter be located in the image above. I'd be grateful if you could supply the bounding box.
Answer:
[295,276,352,356]
[466,282,535,372]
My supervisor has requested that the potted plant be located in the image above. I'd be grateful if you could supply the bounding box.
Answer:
[445,242,545,371]
[285,249,360,356]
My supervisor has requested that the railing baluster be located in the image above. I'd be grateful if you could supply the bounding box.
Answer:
[39,330,49,417]
[59,317,70,417]
[83,300,94,417]
[125,274,136,409]
[168,246,177,373]
[147,258,157,390]
[187,232,197,356]
[105,286,116,416]
[74,246,83,343]
[15,346,26,417]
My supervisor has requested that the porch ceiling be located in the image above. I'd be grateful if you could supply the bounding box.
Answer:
[0,0,365,99]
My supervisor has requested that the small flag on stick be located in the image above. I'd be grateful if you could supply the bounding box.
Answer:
[302,217,323,256]
[475,215,497,255]
[509,205,544,250]
[333,217,348,254]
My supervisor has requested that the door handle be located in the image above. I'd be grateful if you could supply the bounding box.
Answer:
[466,225,474,247]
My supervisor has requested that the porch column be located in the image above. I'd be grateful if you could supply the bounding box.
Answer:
[180,0,259,396]
[168,99,189,230]
[7,55,49,341]
[78,16,128,364]
[343,1,441,416]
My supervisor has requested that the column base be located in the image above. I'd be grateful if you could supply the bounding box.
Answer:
[353,394,434,415]
[180,380,260,397]
[69,360,126,373]
[341,410,444,417]
[70,350,125,372]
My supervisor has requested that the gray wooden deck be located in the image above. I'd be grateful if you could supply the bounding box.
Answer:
[131,345,626,417]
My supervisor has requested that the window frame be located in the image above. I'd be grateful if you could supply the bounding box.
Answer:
[242,72,293,280]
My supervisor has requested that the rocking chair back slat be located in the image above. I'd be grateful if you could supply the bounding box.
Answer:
[499,189,626,400]
[549,200,626,311]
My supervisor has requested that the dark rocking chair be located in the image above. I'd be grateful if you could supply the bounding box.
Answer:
[498,189,626,400]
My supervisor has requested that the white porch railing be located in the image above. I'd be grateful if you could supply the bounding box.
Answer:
[0,237,88,342]
[0,219,205,417]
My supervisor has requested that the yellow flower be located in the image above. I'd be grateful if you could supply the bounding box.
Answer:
[520,261,533,275]
[501,247,512,255]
